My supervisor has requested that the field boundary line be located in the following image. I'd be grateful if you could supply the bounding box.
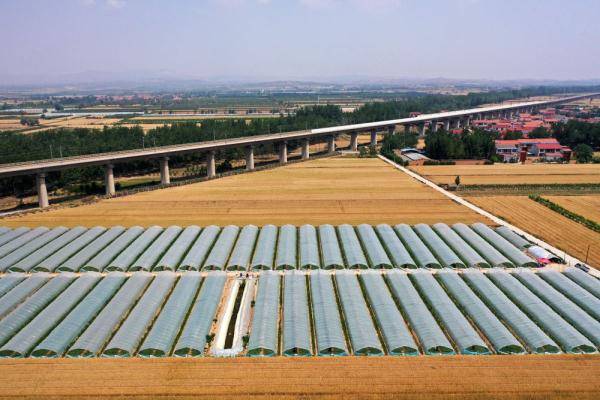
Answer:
[378,154,599,277]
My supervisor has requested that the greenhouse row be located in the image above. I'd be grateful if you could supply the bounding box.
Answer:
[0,223,545,273]
[0,267,598,358]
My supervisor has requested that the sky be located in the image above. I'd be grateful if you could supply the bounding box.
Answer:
[1,0,599,84]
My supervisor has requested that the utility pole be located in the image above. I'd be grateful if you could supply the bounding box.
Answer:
[585,244,590,264]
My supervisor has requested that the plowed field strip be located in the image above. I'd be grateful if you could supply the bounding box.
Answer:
[0,355,598,399]
[545,195,600,223]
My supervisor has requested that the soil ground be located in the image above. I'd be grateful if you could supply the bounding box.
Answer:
[0,355,598,399]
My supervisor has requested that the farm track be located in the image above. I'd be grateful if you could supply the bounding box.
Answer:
[0,355,598,399]
[468,196,600,267]
[1,157,489,227]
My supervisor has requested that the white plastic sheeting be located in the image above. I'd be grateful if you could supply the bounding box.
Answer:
[247,270,280,356]
[337,225,368,269]
[251,225,278,270]
[276,225,297,270]
[538,269,600,320]
[130,226,182,271]
[299,224,320,269]
[335,270,382,355]
[511,269,600,348]
[138,272,202,357]
[486,270,596,354]
[356,225,392,269]
[386,270,454,355]
[31,272,127,358]
[203,225,239,270]
[59,227,126,272]
[562,267,600,298]
[0,227,30,247]
[319,225,344,269]
[360,271,418,355]
[471,223,537,268]
[495,226,531,249]
[394,224,440,268]
[154,226,201,271]
[414,224,465,268]
[0,273,100,358]
[67,272,153,357]
[174,272,227,357]
[107,226,163,271]
[34,227,106,272]
[179,225,220,271]
[9,227,87,272]
[375,224,416,268]
[0,273,50,319]
[82,226,144,271]
[436,270,524,354]
[102,271,176,357]
[461,270,559,354]
[432,223,490,268]
[0,227,49,259]
[0,273,76,347]
[411,271,490,355]
[0,273,27,299]
[309,270,347,355]
[227,225,259,271]
[452,224,514,268]
[282,271,312,355]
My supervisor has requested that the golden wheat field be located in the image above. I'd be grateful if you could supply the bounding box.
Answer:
[545,195,600,222]
[0,356,598,399]
[1,157,489,227]
[410,164,600,185]
[468,196,600,267]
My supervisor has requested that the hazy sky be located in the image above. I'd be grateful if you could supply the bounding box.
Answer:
[1,0,599,83]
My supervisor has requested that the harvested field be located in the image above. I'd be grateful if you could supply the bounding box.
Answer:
[0,118,24,131]
[468,196,600,267]
[1,157,489,227]
[0,356,598,399]
[545,195,600,223]
[411,164,600,185]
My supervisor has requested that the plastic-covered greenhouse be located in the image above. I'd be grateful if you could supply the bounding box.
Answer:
[247,270,280,356]
[394,224,441,268]
[282,271,311,356]
[309,270,347,356]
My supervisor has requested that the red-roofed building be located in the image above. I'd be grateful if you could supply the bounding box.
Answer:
[494,138,571,162]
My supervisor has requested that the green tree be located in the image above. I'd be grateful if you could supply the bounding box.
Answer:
[528,127,551,138]
[574,144,593,163]
[504,131,523,140]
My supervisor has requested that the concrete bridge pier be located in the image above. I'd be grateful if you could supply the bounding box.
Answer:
[160,157,170,185]
[430,121,438,133]
[388,125,395,136]
[36,173,49,209]
[443,120,450,131]
[207,151,216,178]
[464,117,471,127]
[349,133,358,151]
[327,135,336,153]
[370,130,377,147]
[419,123,426,136]
[279,141,288,164]
[245,145,254,171]
[302,139,310,159]
[452,119,461,129]
[105,164,115,196]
